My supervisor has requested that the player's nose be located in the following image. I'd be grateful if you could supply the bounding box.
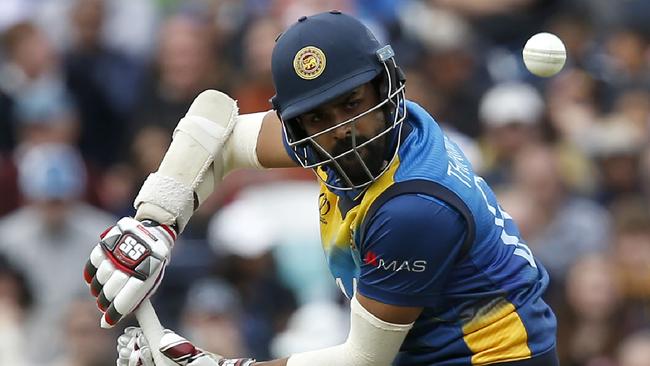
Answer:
[332,121,352,141]
[331,111,352,140]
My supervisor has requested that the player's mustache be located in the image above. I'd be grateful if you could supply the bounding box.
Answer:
[332,136,371,157]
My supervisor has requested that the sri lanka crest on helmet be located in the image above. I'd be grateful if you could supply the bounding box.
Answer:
[293,46,326,80]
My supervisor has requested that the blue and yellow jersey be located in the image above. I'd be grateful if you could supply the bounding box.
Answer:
[286,101,557,365]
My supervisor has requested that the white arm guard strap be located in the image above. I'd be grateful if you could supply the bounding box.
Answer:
[287,297,413,366]
[192,111,266,210]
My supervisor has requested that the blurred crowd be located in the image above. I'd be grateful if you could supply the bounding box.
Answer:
[0,0,648,365]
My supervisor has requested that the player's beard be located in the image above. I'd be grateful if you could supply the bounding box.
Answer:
[330,132,387,187]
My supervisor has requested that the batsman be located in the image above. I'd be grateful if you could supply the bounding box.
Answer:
[84,11,559,366]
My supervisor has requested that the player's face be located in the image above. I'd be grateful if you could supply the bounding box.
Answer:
[296,83,387,185]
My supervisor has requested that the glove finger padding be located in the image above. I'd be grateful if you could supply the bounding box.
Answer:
[83,244,105,283]
[97,270,129,311]
[117,327,155,366]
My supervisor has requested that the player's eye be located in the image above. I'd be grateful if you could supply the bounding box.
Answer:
[299,113,320,124]
[345,100,360,110]
[310,113,323,123]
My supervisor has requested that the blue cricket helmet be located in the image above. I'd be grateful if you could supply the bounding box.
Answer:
[271,11,385,120]
[271,11,407,191]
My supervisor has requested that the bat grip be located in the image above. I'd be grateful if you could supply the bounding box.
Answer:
[135,299,177,366]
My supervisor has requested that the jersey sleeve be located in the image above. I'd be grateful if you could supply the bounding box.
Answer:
[357,193,467,306]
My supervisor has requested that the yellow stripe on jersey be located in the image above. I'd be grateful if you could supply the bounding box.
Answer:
[462,299,531,365]
[317,158,400,253]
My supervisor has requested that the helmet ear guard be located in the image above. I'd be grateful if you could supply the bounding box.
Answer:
[375,46,406,116]
[372,59,406,126]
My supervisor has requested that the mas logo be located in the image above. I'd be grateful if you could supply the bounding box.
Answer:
[293,46,326,80]
[363,251,427,273]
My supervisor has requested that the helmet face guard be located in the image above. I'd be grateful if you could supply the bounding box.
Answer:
[281,50,407,191]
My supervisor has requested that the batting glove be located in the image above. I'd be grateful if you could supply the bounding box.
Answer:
[117,327,155,366]
[117,327,255,366]
[83,217,176,328]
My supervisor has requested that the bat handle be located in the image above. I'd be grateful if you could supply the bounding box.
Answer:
[134,299,177,366]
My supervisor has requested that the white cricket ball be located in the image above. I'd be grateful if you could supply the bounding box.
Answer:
[522,32,567,77]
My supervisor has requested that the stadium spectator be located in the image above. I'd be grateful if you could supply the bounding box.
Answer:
[478,81,545,186]
[0,143,114,363]
[558,253,623,366]
[64,0,144,167]
[179,277,249,358]
[0,254,32,366]
[583,120,645,206]
[510,143,612,283]
[616,330,650,366]
[610,198,650,326]
[131,12,229,136]
[50,296,117,366]
[0,21,60,95]
[399,1,486,138]
[232,17,283,114]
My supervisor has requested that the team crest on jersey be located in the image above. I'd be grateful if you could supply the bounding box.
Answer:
[318,193,331,224]
[293,46,326,80]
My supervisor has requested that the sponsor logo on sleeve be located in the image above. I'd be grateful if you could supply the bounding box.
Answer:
[363,251,427,273]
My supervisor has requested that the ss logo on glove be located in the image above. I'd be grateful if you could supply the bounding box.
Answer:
[110,235,151,270]
[118,236,148,262]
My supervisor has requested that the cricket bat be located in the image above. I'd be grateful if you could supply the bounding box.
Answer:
[135,299,176,366]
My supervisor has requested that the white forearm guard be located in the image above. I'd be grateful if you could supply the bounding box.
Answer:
[133,90,265,232]
[191,111,266,215]
[286,297,414,366]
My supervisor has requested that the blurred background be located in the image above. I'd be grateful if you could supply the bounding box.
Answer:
[0,0,648,365]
